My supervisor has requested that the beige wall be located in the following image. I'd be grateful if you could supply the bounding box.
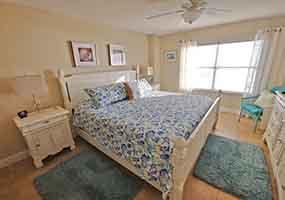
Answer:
[0,3,149,160]
[147,35,161,83]
[159,16,285,110]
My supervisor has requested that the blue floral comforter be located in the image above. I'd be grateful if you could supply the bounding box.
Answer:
[73,94,213,193]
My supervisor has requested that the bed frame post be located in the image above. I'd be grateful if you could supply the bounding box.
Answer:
[170,138,187,200]
[57,69,73,114]
[213,90,222,130]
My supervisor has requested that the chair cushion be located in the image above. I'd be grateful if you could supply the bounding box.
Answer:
[241,103,263,116]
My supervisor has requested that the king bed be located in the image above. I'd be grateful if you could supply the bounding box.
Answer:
[58,69,221,200]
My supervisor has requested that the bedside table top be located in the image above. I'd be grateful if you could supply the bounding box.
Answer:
[14,106,69,128]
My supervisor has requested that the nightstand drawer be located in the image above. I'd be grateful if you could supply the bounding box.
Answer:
[22,116,68,134]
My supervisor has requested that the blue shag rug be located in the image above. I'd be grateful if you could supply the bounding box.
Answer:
[34,150,142,200]
[194,134,272,200]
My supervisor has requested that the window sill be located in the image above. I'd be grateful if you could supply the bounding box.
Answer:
[190,88,243,96]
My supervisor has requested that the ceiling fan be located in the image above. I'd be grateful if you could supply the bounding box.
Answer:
[146,0,231,24]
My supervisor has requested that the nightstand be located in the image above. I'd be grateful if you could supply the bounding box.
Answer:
[14,106,75,168]
[152,83,160,91]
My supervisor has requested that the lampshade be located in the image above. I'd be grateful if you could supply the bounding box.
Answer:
[147,67,154,76]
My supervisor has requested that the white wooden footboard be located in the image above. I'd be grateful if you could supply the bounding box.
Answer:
[170,96,221,200]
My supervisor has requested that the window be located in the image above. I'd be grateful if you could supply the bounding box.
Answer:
[188,41,256,93]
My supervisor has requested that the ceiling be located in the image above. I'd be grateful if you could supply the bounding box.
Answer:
[2,0,285,35]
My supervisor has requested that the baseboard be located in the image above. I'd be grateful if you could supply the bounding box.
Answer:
[220,107,240,115]
[0,150,29,169]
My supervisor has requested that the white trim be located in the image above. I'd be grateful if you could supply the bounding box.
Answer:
[190,88,242,96]
[220,106,240,115]
[0,150,29,169]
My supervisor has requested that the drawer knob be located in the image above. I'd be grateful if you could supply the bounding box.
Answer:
[282,184,285,190]
[43,120,50,124]
[36,144,41,148]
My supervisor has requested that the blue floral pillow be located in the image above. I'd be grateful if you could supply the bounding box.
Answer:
[84,82,128,108]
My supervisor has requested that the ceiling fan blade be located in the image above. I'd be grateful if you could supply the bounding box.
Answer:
[205,8,232,13]
[146,9,184,20]
[190,0,207,8]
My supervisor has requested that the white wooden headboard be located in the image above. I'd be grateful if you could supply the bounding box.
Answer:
[58,69,137,113]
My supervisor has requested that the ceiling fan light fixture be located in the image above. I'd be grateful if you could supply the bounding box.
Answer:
[182,10,201,24]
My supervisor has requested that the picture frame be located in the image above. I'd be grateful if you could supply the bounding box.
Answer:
[71,41,97,67]
[166,50,177,63]
[108,44,127,66]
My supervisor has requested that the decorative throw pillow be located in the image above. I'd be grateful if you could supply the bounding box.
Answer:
[125,80,140,99]
[123,82,134,100]
[84,82,128,108]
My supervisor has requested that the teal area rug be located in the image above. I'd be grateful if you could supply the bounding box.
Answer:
[34,150,142,200]
[194,134,272,200]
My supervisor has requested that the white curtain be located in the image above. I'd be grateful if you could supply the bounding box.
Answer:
[179,41,197,91]
[244,27,284,96]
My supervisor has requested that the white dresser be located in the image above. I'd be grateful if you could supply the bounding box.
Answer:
[263,92,285,200]
[14,107,75,168]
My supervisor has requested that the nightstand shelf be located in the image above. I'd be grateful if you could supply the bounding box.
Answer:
[14,106,75,168]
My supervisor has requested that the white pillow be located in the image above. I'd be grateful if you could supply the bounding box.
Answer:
[255,91,274,107]
[126,79,153,99]
[138,79,153,97]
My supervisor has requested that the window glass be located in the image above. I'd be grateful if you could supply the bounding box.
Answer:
[217,41,254,67]
[189,68,214,89]
[214,68,249,92]
[192,44,217,67]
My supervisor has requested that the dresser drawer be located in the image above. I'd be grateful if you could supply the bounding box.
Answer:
[273,140,284,167]
[277,126,285,143]
[272,98,285,121]
[277,151,285,197]
[266,123,282,149]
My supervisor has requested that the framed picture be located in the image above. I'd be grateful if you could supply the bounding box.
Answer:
[71,41,97,67]
[108,44,127,66]
[166,50,177,63]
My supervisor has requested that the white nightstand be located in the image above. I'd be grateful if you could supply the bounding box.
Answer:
[14,106,75,168]
[151,83,160,91]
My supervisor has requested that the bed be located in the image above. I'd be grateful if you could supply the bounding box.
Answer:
[58,69,221,200]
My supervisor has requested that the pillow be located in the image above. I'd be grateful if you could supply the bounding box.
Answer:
[125,80,140,99]
[125,79,153,99]
[84,82,128,108]
[137,79,153,97]
[255,90,274,107]
[123,82,134,100]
